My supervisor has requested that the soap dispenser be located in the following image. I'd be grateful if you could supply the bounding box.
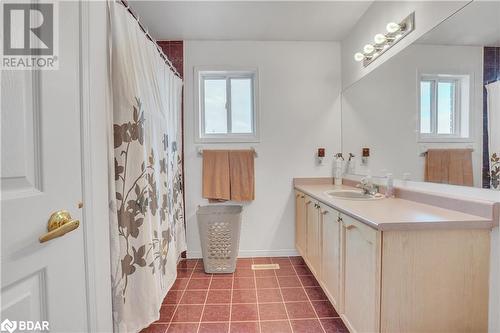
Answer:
[334,153,344,186]
[385,173,394,198]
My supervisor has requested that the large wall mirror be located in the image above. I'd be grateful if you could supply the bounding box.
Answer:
[342,1,500,190]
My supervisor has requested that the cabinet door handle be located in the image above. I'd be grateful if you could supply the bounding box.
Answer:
[345,224,357,230]
[322,210,328,215]
[300,195,305,198]
[337,216,343,223]
[306,200,312,205]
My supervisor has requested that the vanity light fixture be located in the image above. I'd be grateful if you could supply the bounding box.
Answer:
[363,44,375,54]
[354,12,415,67]
[373,33,387,45]
[354,52,365,62]
[386,22,402,34]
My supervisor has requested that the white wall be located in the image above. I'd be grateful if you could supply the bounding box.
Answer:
[82,2,113,331]
[183,41,341,257]
[342,44,483,187]
[341,1,469,89]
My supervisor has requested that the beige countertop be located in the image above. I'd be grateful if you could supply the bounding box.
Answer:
[294,183,494,231]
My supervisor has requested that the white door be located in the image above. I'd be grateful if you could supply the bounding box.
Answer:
[1,2,88,332]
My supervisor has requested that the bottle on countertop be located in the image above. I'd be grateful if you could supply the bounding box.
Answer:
[334,153,344,186]
[385,173,394,198]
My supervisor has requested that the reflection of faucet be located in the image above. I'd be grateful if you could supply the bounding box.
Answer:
[357,176,379,195]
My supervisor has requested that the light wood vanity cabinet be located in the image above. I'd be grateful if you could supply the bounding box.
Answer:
[341,214,381,333]
[380,229,489,333]
[294,190,490,333]
[305,195,321,277]
[319,203,341,310]
[294,191,307,256]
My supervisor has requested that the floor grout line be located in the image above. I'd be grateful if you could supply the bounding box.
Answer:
[195,268,212,333]
[173,299,338,306]
[228,263,235,333]
[252,257,262,333]
[162,317,339,325]
[292,262,327,333]
[166,263,195,332]
[274,259,294,333]
[165,318,337,324]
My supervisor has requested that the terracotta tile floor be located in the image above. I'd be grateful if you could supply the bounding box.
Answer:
[141,257,348,333]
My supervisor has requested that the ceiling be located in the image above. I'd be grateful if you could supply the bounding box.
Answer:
[417,1,500,47]
[128,1,373,41]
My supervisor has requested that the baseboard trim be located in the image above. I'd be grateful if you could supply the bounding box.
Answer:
[187,249,299,259]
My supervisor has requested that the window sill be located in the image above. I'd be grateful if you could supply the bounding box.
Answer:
[196,135,260,144]
[417,137,474,143]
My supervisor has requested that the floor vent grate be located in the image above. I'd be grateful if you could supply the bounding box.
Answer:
[251,264,280,270]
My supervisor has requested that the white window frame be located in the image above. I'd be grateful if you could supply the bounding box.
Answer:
[195,67,260,143]
[417,73,472,143]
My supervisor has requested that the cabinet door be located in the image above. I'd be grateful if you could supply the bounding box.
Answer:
[320,204,341,310]
[306,198,321,277]
[295,191,307,256]
[342,215,381,333]
[303,196,314,264]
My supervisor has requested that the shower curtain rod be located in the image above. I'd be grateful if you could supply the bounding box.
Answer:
[117,0,182,79]
[485,77,500,85]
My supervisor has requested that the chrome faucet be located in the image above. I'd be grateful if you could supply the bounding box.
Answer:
[357,176,379,195]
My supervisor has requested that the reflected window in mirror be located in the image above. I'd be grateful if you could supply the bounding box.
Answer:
[418,74,471,142]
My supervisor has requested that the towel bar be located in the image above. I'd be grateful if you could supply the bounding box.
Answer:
[197,147,258,157]
[419,146,474,156]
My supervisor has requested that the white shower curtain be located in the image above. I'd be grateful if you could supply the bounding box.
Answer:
[486,80,500,190]
[108,1,186,332]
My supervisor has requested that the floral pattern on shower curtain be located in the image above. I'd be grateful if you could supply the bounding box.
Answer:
[486,81,500,190]
[108,1,186,332]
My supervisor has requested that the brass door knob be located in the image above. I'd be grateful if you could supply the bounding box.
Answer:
[39,210,80,243]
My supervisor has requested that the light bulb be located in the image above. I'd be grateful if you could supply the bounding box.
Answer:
[374,33,387,45]
[354,52,365,62]
[363,44,375,54]
[386,22,401,34]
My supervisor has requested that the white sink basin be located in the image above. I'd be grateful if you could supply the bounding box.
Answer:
[324,190,384,201]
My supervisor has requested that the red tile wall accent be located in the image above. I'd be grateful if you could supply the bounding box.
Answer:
[157,41,184,78]
[483,47,500,188]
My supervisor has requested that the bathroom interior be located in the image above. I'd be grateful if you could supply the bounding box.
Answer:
[1,1,500,333]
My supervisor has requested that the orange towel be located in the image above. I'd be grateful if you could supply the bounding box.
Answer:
[202,149,255,202]
[202,150,230,201]
[229,150,255,201]
[425,149,473,186]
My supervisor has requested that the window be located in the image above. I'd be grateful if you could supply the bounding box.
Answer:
[418,74,471,141]
[197,69,259,142]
